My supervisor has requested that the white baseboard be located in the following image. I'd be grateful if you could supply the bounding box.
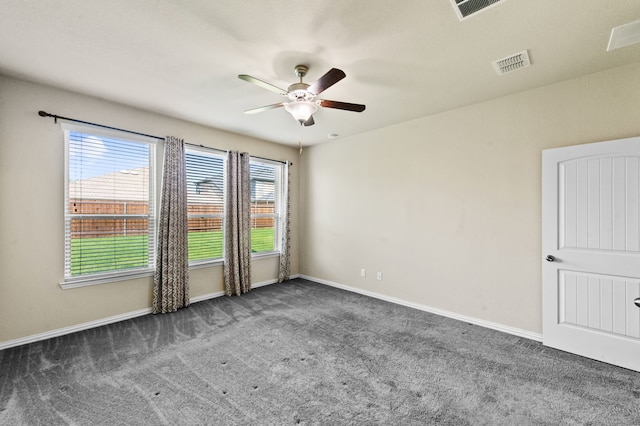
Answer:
[0,276,299,351]
[298,275,543,342]
[0,308,154,351]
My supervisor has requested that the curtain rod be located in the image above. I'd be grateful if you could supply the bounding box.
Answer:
[38,110,292,165]
[39,110,165,140]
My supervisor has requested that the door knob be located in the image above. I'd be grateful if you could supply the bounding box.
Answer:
[546,255,556,262]
[634,298,640,308]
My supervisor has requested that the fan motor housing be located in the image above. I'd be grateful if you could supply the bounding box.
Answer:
[287,82,314,101]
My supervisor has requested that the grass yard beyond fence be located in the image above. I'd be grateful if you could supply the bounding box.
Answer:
[70,228,275,276]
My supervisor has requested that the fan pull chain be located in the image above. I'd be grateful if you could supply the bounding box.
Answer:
[298,140,303,155]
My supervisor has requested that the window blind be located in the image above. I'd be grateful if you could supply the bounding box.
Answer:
[249,159,281,253]
[185,147,225,262]
[65,130,155,279]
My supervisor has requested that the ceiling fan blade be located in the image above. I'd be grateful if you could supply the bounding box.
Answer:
[238,74,288,95]
[303,116,315,126]
[319,99,366,112]
[244,103,286,114]
[307,68,346,95]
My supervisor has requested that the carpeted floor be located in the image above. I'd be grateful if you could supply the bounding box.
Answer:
[1,278,639,425]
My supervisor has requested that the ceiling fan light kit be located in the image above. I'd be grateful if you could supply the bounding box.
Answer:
[284,101,318,125]
[238,64,365,127]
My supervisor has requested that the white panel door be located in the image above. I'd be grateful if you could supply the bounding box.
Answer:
[543,136,640,371]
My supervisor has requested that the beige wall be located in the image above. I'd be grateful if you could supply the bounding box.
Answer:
[2,61,639,345]
[0,75,299,343]
[300,62,640,334]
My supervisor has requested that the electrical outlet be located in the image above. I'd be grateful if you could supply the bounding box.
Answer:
[360,268,366,277]
[377,272,383,280]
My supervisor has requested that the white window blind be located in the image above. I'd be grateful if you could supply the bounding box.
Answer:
[250,159,282,254]
[185,147,225,263]
[64,128,155,281]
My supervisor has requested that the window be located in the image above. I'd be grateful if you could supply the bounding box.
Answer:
[250,159,284,254]
[63,126,284,284]
[64,126,156,283]
[185,147,225,264]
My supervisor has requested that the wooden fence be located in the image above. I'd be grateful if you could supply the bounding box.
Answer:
[69,199,275,238]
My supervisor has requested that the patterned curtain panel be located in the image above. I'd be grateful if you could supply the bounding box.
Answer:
[224,151,251,296]
[152,136,190,314]
[278,161,291,283]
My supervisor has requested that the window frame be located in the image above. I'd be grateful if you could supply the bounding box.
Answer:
[59,126,287,289]
[60,123,157,289]
[249,157,284,257]
[185,145,226,268]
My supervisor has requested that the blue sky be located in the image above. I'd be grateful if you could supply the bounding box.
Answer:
[69,131,150,181]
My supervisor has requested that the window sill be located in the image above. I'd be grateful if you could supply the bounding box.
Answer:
[189,252,279,269]
[189,258,224,270]
[60,252,281,289]
[60,269,154,289]
[251,251,280,260]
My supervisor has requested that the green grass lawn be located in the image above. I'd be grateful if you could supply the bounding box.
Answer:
[70,235,150,276]
[70,228,275,276]
[189,227,274,260]
[250,227,275,253]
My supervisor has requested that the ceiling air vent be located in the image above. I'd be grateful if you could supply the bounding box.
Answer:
[492,50,531,76]
[450,0,503,20]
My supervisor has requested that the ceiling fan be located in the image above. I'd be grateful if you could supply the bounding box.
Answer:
[238,65,365,126]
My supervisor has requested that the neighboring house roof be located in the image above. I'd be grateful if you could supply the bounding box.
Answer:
[194,173,275,203]
[69,167,149,201]
[249,164,275,202]
[70,166,273,203]
[190,178,223,205]
[251,180,274,202]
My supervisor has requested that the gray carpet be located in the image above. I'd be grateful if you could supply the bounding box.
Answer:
[1,279,639,425]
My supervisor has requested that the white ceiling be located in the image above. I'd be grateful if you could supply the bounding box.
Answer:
[1,1,639,146]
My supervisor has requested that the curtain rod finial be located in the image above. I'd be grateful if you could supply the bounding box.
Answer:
[38,110,48,117]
